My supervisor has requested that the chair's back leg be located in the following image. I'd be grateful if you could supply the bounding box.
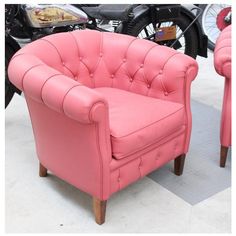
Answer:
[220,145,229,167]
[174,154,186,176]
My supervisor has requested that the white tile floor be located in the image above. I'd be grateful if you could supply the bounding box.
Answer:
[5,50,231,233]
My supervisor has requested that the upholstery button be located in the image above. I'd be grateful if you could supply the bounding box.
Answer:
[159,70,163,74]
[140,64,144,68]
[100,53,103,57]
[164,92,168,96]
[118,177,121,182]
[147,84,151,88]
[62,62,65,65]
[123,58,126,62]
[111,74,114,78]
[130,79,133,82]
[79,57,82,60]
[90,73,93,77]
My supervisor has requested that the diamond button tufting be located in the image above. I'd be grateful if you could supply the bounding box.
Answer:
[140,64,144,68]
[111,74,114,78]
[123,58,126,62]
[147,84,151,88]
[164,92,168,96]
[159,70,163,74]
[90,73,93,77]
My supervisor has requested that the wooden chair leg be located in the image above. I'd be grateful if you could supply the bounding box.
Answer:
[220,146,229,168]
[174,154,186,176]
[93,197,107,225]
[39,162,47,177]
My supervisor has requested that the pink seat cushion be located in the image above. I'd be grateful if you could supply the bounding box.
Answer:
[95,88,185,159]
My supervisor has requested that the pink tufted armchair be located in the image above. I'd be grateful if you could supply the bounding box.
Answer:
[214,25,231,167]
[8,30,198,224]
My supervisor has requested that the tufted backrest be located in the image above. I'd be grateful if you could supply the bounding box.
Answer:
[10,29,198,104]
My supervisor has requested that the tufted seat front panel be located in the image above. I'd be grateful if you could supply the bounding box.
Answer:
[110,132,185,194]
[95,87,185,159]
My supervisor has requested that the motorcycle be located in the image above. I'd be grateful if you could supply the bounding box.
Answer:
[81,4,208,58]
[5,4,208,108]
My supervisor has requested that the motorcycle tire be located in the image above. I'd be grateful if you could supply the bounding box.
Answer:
[5,45,16,108]
[125,12,198,59]
[198,4,231,51]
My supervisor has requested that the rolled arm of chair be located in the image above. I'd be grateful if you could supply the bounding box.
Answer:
[8,53,112,200]
[8,53,108,124]
[214,25,231,80]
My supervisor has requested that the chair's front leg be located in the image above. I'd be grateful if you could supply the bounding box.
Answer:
[174,154,186,176]
[93,197,107,225]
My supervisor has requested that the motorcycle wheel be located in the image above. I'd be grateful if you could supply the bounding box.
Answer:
[5,45,16,108]
[125,13,198,59]
[199,4,231,51]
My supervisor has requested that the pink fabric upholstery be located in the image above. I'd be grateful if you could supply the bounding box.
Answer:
[8,30,198,201]
[214,25,231,147]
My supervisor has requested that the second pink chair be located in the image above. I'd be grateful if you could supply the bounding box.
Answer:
[214,25,231,167]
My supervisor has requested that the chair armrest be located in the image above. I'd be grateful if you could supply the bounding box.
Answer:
[142,50,198,153]
[8,53,108,124]
[214,25,231,80]
[8,53,112,200]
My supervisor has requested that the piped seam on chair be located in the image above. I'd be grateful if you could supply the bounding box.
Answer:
[112,125,186,160]
[152,52,180,94]
[214,45,231,54]
[39,38,76,77]
[142,44,158,88]
[21,63,45,92]
[68,32,94,85]
[182,64,196,152]
[161,52,180,72]
[124,37,138,59]
[110,126,185,169]
[110,106,184,139]
[61,84,83,115]
[217,61,231,78]
[128,44,157,80]
[39,73,64,103]
[11,52,30,61]
[94,123,104,199]
[69,32,81,57]
[88,101,108,123]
